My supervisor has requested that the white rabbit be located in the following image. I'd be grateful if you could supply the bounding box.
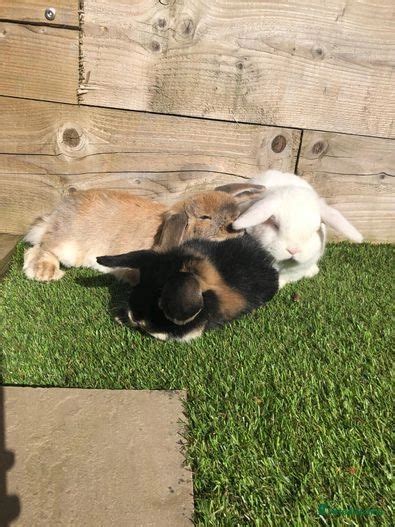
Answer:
[232,170,363,288]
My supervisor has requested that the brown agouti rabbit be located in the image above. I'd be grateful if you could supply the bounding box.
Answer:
[23,184,265,282]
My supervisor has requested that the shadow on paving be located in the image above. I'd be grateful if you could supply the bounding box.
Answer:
[0,386,21,525]
[1,238,22,524]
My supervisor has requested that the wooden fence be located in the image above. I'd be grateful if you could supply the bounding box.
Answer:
[0,0,394,244]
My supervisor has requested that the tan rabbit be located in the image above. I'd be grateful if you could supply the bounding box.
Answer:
[23,184,265,282]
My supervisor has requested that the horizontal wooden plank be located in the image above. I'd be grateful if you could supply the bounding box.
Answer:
[0,22,78,103]
[0,97,300,234]
[81,0,395,138]
[0,173,62,235]
[0,1,79,27]
[0,233,20,280]
[298,131,395,242]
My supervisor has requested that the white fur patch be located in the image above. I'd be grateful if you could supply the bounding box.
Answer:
[24,218,49,245]
[149,332,169,341]
[55,242,80,267]
[171,309,202,326]
[23,265,39,280]
[84,254,125,274]
[176,326,205,342]
[304,264,319,278]
[88,259,113,273]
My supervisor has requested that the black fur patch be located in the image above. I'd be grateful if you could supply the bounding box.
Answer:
[160,272,203,324]
[100,234,279,340]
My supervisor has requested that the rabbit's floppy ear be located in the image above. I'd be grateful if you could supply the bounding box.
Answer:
[215,183,266,201]
[232,195,277,230]
[319,200,363,243]
[156,211,188,250]
[215,183,267,215]
[96,250,158,268]
[159,272,203,325]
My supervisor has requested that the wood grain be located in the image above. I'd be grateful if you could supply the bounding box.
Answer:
[0,172,62,236]
[0,97,300,234]
[81,0,395,138]
[0,22,78,103]
[298,131,395,242]
[0,233,20,280]
[0,1,78,27]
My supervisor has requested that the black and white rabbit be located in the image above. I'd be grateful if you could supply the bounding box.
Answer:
[97,234,279,341]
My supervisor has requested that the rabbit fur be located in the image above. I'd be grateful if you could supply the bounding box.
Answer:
[97,234,279,342]
[23,185,265,282]
[232,170,363,288]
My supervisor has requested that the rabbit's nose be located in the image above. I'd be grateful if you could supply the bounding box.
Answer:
[287,247,300,255]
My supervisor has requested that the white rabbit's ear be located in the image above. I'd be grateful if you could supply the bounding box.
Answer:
[319,199,363,243]
[232,196,277,230]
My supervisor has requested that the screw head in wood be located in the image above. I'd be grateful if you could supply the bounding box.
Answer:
[271,135,287,153]
[45,7,56,21]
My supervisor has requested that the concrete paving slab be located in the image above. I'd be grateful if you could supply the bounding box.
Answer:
[0,387,193,526]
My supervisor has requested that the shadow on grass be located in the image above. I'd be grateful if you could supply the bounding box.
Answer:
[75,274,132,325]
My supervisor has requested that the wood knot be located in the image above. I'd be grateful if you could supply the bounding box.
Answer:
[157,18,167,29]
[150,40,161,52]
[312,141,327,155]
[180,18,195,37]
[236,61,244,71]
[57,124,86,156]
[63,128,80,148]
[271,135,287,153]
[182,18,194,35]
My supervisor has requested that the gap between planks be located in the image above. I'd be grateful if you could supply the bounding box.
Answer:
[0,18,78,30]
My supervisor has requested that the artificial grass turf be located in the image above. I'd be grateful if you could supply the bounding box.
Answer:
[0,242,392,526]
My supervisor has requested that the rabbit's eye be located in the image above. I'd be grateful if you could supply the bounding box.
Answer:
[199,215,211,220]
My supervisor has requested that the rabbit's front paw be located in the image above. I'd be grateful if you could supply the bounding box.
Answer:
[34,260,65,282]
[304,264,319,278]
[23,247,64,282]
